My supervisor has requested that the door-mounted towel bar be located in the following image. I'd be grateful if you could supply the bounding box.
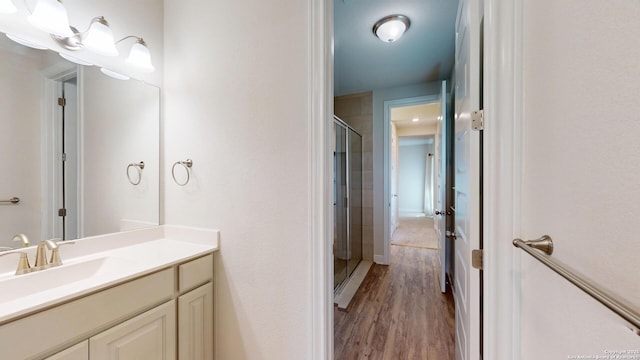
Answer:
[0,197,20,204]
[513,236,640,333]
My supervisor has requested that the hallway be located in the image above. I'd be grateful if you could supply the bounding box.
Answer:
[334,236,455,359]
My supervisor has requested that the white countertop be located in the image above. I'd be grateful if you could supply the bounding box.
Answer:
[0,225,219,324]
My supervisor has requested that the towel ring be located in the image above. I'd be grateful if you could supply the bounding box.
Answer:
[172,159,193,186]
[126,161,145,185]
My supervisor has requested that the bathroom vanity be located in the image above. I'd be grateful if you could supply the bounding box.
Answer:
[0,225,218,360]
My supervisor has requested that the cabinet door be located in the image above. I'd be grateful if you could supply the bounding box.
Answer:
[178,282,213,360]
[45,341,89,360]
[90,301,176,360]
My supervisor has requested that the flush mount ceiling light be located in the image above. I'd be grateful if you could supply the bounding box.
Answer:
[412,117,419,122]
[373,14,411,43]
[0,0,16,14]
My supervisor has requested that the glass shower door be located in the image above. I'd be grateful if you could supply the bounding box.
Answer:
[334,123,348,289]
[347,128,362,276]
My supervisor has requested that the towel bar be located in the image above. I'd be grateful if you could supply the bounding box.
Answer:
[514,236,640,332]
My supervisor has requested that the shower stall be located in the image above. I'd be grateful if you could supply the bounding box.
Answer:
[333,116,363,291]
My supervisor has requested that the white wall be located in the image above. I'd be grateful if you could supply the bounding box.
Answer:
[398,143,432,213]
[372,81,442,258]
[0,47,42,247]
[81,66,160,237]
[163,0,312,358]
[518,0,640,357]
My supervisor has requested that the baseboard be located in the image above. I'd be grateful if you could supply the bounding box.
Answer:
[334,260,373,310]
[374,254,387,265]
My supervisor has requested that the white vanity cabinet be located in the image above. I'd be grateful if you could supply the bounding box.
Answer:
[1,253,214,360]
[45,341,89,360]
[89,300,176,360]
[178,253,215,360]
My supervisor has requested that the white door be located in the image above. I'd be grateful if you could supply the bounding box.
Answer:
[453,0,481,359]
[436,80,448,293]
[390,123,399,237]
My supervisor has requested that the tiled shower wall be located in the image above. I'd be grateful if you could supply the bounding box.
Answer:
[334,92,373,261]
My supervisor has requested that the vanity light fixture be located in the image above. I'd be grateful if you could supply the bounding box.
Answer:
[0,0,16,14]
[28,0,73,37]
[122,36,155,72]
[81,16,118,56]
[11,0,155,74]
[372,14,411,43]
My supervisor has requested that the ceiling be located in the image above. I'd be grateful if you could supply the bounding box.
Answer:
[334,0,459,96]
[390,102,440,131]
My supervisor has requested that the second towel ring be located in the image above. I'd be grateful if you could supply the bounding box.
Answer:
[126,161,145,185]
[172,159,193,186]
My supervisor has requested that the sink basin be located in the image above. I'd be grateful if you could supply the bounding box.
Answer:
[0,257,136,303]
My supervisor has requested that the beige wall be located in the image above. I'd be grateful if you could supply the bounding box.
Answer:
[335,92,373,261]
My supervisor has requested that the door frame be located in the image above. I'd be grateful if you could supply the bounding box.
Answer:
[481,0,524,358]
[40,63,83,241]
[381,95,439,265]
[309,0,524,359]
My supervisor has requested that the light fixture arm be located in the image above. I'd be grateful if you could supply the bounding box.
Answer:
[116,35,144,45]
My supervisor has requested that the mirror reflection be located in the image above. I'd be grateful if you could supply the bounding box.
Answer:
[0,33,160,247]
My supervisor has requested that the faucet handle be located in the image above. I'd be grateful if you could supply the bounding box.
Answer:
[12,234,29,248]
[0,251,31,275]
[48,239,74,267]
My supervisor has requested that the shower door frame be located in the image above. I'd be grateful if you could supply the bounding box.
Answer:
[333,116,363,294]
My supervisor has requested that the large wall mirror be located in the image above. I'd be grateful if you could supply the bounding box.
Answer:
[0,33,160,248]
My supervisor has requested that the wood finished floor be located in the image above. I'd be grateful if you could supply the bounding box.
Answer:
[334,245,455,360]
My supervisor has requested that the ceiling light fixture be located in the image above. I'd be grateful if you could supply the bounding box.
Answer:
[0,0,16,14]
[373,14,411,43]
[412,117,419,122]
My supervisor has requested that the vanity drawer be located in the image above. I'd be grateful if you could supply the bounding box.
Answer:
[178,254,213,294]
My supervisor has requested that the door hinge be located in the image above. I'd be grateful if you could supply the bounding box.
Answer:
[58,97,66,106]
[471,110,484,131]
[58,208,67,217]
[61,153,67,162]
[472,249,483,270]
